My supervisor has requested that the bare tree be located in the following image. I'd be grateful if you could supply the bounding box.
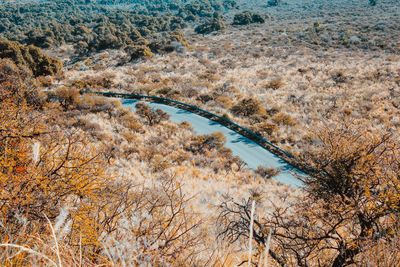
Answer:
[218,123,400,266]
[135,102,170,126]
[217,198,286,266]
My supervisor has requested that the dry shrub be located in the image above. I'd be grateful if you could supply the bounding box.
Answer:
[0,92,120,253]
[99,53,109,60]
[231,98,267,117]
[187,132,227,154]
[37,76,53,87]
[72,73,116,90]
[135,102,170,126]
[197,93,215,103]
[87,96,115,114]
[0,58,44,108]
[101,178,203,266]
[262,79,285,90]
[55,87,80,111]
[216,96,233,108]
[119,113,143,132]
[254,166,281,179]
[331,70,348,84]
[272,112,296,126]
[251,122,278,136]
[358,232,400,267]
[266,106,281,116]
[84,59,93,66]
[74,95,114,114]
[170,149,190,164]
[151,154,170,172]
[197,70,219,82]
[179,121,194,130]
[92,63,107,71]
[156,86,182,99]
[204,132,226,152]
[74,117,99,131]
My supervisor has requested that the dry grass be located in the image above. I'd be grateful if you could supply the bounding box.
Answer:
[60,33,400,156]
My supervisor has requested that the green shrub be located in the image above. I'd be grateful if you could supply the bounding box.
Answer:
[232,12,265,25]
[266,0,280,7]
[169,31,189,47]
[0,40,62,77]
[195,18,226,34]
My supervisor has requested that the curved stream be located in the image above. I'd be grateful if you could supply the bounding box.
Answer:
[121,99,304,187]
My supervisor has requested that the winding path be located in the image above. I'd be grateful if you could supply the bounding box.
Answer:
[98,92,306,187]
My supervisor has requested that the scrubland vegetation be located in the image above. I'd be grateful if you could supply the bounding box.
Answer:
[0,0,240,60]
[1,0,400,266]
[0,56,297,265]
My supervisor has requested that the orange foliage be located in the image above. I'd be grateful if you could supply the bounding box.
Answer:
[0,61,203,265]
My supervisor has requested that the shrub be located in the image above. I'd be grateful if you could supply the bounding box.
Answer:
[272,112,296,126]
[156,86,182,99]
[266,0,280,7]
[232,12,265,25]
[186,132,227,153]
[232,12,252,25]
[1,84,120,254]
[0,40,62,77]
[72,74,116,90]
[251,13,266,23]
[168,30,189,48]
[195,18,226,34]
[148,31,189,53]
[0,58,45,108]
[204,131,227,150]
[262,79,285,90]
[90,96,116,114]
[251,122,278,136]
[231,98,266,117]
[54,87,80,111]
[125,45,153,61]
[254,165,281,179]
[135,102,170,125]
[216,96,233,108]
[179,121,193,130]
[198,93,215,103]
[331,70,348,84]
[197,70,219,81]
[221,113,231,121]
[119,113,143,132]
